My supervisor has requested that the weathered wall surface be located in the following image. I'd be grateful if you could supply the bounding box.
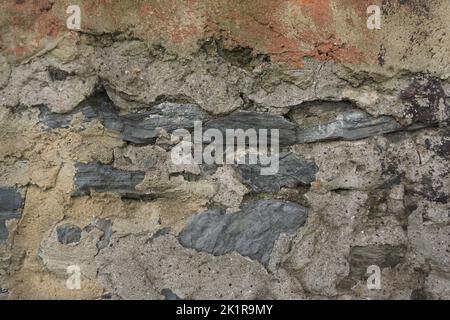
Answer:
[0,0,449,299]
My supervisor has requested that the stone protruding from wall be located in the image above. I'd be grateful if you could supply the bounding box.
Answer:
[40,91,209,144]
[179,200,308,267]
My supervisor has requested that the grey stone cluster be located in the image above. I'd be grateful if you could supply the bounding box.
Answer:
[179,199,308,267]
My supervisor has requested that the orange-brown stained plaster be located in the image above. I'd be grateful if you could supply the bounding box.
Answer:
[299,0,334,31]
[1,0,376,67]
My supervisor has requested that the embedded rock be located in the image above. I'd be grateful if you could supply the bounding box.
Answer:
[0,188,24,242]
[56,224,82,245]
[73,162,145,196]
[40,91,209,144]
[347,245,407,280]
[93,219,113,250]
[161,288,182,300]
[179,200,308,267]
[204,111,298,147]
[236,152,318,192]
[296,110,403,143]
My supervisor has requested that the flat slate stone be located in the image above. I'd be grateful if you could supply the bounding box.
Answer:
[296,110,403,143]
[0,188,24,242]
[204,111,298,147]
[73,162,145,196]
[178,200,308,267]
[236,152,318,192]
[40,91,209,144]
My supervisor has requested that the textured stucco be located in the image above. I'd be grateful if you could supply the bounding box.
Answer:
[0,0,449,300]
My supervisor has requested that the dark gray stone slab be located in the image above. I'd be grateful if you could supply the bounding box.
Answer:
[0,188,23,217]
[204,111,298,146]
[40,91,209,144]
[73,162,145,196]
[0,188,24,242]
[236,152,318,192]
[56,223,82,245]
[179,200,308,267]
[296,110,403,143]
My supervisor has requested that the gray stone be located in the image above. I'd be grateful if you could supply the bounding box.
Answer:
[40,91,209,144]
[93,218,113,250]
[179,200,308,267]
[236,152,318,192]
[0,188,23,217]
[161,288,182,300]
[0,288,8,300]
[296,110,403,143]
[47,66,71,81]
[204,111,298,146]
[73,162,145,196]
[56,223,82,245]
[0,188,24,242]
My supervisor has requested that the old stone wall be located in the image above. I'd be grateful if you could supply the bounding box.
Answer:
[0,0,449,299]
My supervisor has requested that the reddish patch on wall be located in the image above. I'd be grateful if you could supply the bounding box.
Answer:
[170,25,200,44]
[1,0,372,66]
[306,39,364,64]
[139,4,152,17]
[209,0,367,68]
[7,46,30,57]
[299,0,333,31]
[1,0,62,59]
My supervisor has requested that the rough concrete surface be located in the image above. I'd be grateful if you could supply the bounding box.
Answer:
[0,0,449,300]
